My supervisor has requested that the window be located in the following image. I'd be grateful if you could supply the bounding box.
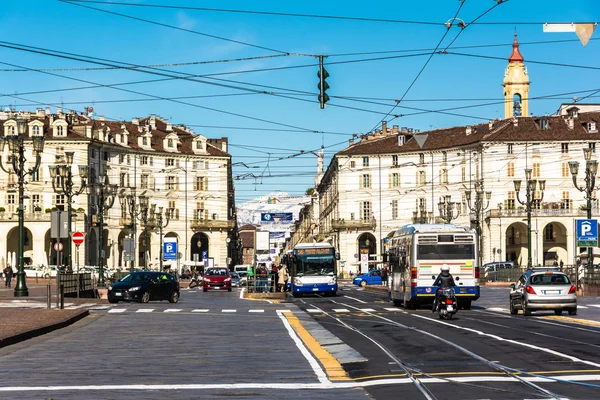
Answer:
[140,174,149,189]
[166,158,175,167]
[31,165,40,182]
[193,160,209,169]
[31,194,41,211]
[442,152,447,163]
[9,126,15,135]
[7,194,15,213]
[507,162,515,177]
[540,119,549,130]
[506,192,516,210]
[440,169,448,184]
[391,200,398,219]
[141,156,148,166]
[119,154,125,164]
[32,125,40,135]
[360,201,371,220]
[166,176,178,190]
[149,157,153,166]
[392,155,398,167]
[545,224,555,241]
[195,202,207,220]
[507,144,513,155]
[120,134,125,144]
[168,200,179,220]
[589,122,598,133]
[362,156,369,167]
[56,125,65,136]
[120,172,128,187]
[127,155,131,165]
[532,191,541,210]
[561,143,569,154]
[390,173,400,188]
[533,162,541,178]
[168,138,174,148]
[417,170,426,185]
[590,143,596,153]
[90,149,96,159]
[103,151,109,161]
[350,160,355,168]
[360,174,371,189]
[194,176,207,191]
[419,153,425,164]
[562,163,569,177]
[54,194,66,210]
[461,166,466,182]
[561,191,572,209]
[142,137,148,146]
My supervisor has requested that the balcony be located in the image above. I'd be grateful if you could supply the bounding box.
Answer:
[190,218,235,231]
[486,208,592,218]
[0,212,84,222]
[332,217,376,231]
[119,217,133,227]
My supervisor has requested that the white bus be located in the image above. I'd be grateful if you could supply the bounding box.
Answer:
[388,223,480,309]
[284,243,337,297]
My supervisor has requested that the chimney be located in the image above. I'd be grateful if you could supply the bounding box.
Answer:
[382,121,387,133]
[512,118,519,127]
[401,127,408,133]
[149,115,156,130]
[392,125,399,134]
[166,122,173,131]
[45,107,51,115]
[398,135,406,146]
[98,115,105,121]
[489,120,494,130]
[221,138,228,153]
[349,138,354,146]
[566,117,574,130]
[132,118,139,125]
[466,126,472,135]
[36,108,44,117]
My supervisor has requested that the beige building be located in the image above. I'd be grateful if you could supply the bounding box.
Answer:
[289,35,600,275]
[0,109,237,271]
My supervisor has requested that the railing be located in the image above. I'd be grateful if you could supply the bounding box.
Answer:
[0,212,84,222]
[57,272,94,294]
[119,217,133,226]
[486,208,592,218]
[481,265,600,286]
[190,219,235,230]
[332,217,377,230]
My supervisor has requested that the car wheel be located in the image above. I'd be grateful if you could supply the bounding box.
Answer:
[509,300,518,315]
[228,288,232,292]
[522,303,531,316]
[44,274,50,279]
[554,309,562,316]
[141,291,150,303]
[108,297,119,304]
[568,308,577,316]
[360,280,367,287]
[169,291,179,303]
[393,299,402,307]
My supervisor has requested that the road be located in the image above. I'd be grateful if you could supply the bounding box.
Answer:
[0,284,599,399]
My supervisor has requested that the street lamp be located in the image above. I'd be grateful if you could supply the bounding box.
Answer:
[88,174,117,286]
[119,192,153,271]
[154,206,171,271]
[465,182,492,268]
[438,195,460,224]
[0,118,45,297]
[138,196,156,270]
[162,166,188,265]
[569,148,598,284]
[513,169,546,269]
[412,200,432,224]
[50,152,88,273]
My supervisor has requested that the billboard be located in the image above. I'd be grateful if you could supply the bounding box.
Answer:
[255,231,270,252]
[261,212,293,223]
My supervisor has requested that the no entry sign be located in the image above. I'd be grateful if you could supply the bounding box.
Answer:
[72,231,85,246]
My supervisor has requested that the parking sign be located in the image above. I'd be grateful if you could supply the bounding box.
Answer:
[163,239,177,261]
[576,219,598,247]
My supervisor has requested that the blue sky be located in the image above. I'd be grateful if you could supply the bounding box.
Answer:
[1,0,599,203]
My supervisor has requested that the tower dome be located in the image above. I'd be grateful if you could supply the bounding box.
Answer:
[502,34,530,119]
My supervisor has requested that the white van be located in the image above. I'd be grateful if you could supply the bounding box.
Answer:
[234,265,251,274]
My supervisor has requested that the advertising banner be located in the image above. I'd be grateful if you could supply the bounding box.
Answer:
[261,212,293,223]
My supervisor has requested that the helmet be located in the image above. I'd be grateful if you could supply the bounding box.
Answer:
[441,264,450,272]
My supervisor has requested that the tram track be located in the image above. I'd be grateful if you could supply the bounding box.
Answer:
[302,296,592,399]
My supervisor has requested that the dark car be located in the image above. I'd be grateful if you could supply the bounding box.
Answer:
[230,272,241,288]
[203,267,232,292]
[108,271,180,303]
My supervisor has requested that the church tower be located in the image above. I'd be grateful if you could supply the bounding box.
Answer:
[502,34,530,118]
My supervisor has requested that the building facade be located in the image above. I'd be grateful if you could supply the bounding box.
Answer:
[0,109,237,271]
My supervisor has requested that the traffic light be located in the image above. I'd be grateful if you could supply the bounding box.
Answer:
[317,55,329,109]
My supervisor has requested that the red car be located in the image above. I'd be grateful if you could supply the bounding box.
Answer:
[203,267,232,292]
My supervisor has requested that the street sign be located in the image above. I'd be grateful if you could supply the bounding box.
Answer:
[53,242,64,251]
[51,210,68,238]
[576,219,598,247]
[123,237,135,262]
[360,254,368,274]
[72,231,85,246]
[163,239,177,261]
[202,251,208,260]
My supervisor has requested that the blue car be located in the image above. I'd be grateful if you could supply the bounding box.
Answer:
[352,269,382,287]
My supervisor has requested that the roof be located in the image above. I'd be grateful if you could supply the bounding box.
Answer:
[508,33,524,63]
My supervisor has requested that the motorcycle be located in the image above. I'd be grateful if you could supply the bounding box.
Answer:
[435,287,457,320]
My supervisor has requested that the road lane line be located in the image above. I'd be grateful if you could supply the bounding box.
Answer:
[222,309,237,313]
[343,296,367,304]
[542,315,600,327]
[332,309,350,313]
[136,309,154,313]
[359,308,376,312]
[192,309,209,313]
[384,308,401,311]
[164,309,182,313]
[280,311,348,382]
[306,309,322,313]
[108,309,126,313]
[249,310,264,313]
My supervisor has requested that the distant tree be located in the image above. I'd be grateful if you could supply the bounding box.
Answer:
[306,188,315,196]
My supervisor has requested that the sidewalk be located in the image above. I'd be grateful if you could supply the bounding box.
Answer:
[0,281,97,349]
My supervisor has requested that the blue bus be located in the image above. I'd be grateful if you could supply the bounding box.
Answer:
[286,243,337,297]
[388,224,480,310]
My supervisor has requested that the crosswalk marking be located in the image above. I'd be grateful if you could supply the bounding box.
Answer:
[222,309,236,313]
[333,309,350,313]
[578,305,589,309]
[108,309,126,313]
[164,309,182,313]
[384,307,401,311]
[136,309,154,313]
[359,308,376,312]
[249,310,264,313]
[588,305,600,308]
[306,309,322,313]
[192,309,209,313]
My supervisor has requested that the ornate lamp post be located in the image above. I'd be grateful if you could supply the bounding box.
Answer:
[119,192,153,271]
[88,174,117,286]
[0,118,45,297]
[138,196,155,270]
[514,169,546,269]
[412,200,432,224]
[154,206,170,271]
[438,195,460,224]
[465,183,491,267]
[569,148,598,284]
[49,152,88,273]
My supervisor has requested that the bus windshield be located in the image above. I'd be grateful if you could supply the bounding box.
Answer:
[417,244,475,260]
[295,255,335,276]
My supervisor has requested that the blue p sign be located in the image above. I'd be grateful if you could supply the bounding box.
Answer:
[576,219,598,247]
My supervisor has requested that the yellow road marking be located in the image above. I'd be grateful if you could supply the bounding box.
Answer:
[542,315,600,327]
[283,312,349,381]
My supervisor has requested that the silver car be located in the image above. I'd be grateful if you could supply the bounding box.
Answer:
[509,269,577,316]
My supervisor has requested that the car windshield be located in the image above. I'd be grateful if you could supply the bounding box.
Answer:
[238,272,248,278]
[120,273,153,282]
[530,273,571,285]
[206,268,228,276]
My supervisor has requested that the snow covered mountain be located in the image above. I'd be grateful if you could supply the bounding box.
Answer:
[236,192,311,227]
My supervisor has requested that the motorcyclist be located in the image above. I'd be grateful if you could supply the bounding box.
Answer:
[432,264,456,312]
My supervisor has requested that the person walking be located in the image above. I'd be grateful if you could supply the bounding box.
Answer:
[278,264,289,292]
[382,266,389,286]
[270,264,278,292]
[4,264,13,288]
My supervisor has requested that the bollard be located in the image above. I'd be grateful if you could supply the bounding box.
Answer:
[47,284,51,309]
[60,284,64,310]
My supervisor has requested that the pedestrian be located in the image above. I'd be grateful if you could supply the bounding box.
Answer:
[278,264,289,292]
[559,260,564,268]
[257,263,268,292]
[270,264,278,292]
[382,266,388,285]
[4,264,13,288]
[188,267,199,289]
